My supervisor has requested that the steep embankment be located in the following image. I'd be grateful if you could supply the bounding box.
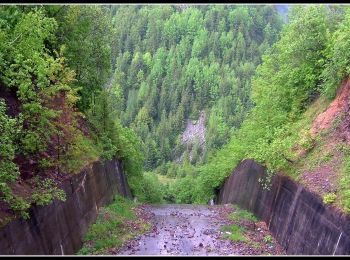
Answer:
[290,79,350,212]
[0,159,131,255]
[217,79,350,255]
[218,159,350,255]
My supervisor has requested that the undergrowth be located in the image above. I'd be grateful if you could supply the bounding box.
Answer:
[229,206,259,222]
[221,224,247,242]
[78,195,151,255]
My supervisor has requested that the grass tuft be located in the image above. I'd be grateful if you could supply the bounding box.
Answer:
[221,224,247,242]
[77,195,151,255]
[229,206,258,222]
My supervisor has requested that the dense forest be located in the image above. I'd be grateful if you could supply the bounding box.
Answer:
[0,5,149,220]
[1,4,350,221]
[167,5,350,211]
[110,5,283,173]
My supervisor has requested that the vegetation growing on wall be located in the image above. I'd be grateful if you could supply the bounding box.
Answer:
[0,5,153,220]
[78,195,152,255]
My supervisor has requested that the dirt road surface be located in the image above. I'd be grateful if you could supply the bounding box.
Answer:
[115,204,277,256]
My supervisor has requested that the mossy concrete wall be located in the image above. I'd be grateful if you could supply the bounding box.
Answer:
[0,159,132,255]
[217,159,350,255]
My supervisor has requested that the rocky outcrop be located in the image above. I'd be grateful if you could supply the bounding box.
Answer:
[217,159,350,255]
[180,111,206,163]
[0,159,132,255]
[182,111,206,147]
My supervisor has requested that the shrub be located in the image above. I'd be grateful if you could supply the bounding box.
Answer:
[78,195,151,255]
[59,132,100,174]
[229,207,258,222]
[323,193,337,204]
[30,177,66,206]
[339,156,350,213]
[263,234,273,244]
[221,224,246,242]
[130,173,164,204]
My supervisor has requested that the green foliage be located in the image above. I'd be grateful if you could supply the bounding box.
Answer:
[339,180,350,213]
[60,132,100,174]
[177,5,348,203]
[111,5,283,173]
[116,125,144,179]
[229,207,258,222]
[55,5,113,111]
[323,193,337,205]
[221,224,247,242]
[1,9,61,156]
[263,235,273,244]
[0,6,119,220]
[132,173,164,204]
[0,100,20,183]
[0,99,31,218]
[78,195,151,255]
[86,90,118,160]
[340,155,350,213]
[0,183,30,219]
[321,8,350,99]
[31,177,66,206]
[3,4,350,222]
[166,175,199,204]
[84,88,159,201]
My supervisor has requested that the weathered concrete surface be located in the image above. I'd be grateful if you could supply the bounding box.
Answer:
[217,159,350,255]
[0,159,132,255]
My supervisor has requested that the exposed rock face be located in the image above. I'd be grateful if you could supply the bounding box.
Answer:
[217,159,350,255]
[182,111,206,147]
[181,111,206,163]
[0,159,132,255]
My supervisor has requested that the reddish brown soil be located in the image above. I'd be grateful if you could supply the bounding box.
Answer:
[301,146,342,195]
[0,82,21,117]
[311,78,350,137]
[302,78,350,197]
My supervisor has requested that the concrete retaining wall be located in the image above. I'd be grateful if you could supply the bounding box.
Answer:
[0,159,132,255]
[217,159,350,255]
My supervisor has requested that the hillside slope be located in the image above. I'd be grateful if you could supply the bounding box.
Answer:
[292,79,350,211]
[165,6,350,212]
[0,5,158,225]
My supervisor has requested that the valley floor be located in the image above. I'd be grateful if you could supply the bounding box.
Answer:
[113,204,285,256]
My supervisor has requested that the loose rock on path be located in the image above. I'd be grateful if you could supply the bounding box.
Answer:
[114,204,284,256]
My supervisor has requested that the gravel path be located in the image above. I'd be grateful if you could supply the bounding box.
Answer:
[115,204,285,256]
[116,204,239,256]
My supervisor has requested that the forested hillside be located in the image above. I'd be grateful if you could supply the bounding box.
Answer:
[109,5,283,176]
[1,4,350,223]
[0,5,153,223]
[168,5,350,214]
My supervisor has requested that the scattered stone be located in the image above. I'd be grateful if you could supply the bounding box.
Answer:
[115,204,285,256]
